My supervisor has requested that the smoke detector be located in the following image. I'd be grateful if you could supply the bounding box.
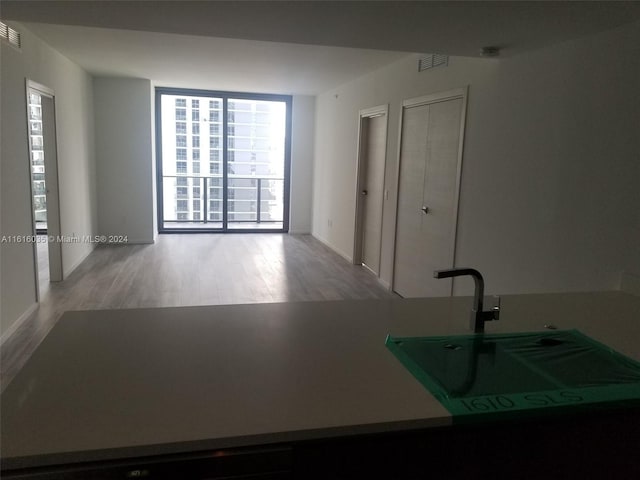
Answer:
[480,46,501,57]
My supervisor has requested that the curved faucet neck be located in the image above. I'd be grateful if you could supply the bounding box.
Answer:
[433,268,492,333]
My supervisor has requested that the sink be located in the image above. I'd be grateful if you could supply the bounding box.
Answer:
[386,330,640,421]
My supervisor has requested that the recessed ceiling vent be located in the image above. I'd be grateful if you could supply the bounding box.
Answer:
[418,54,448,72]
[0,21,22,49]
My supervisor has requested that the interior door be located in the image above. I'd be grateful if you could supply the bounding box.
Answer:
[393,90,466,297]
[359,113,387,275]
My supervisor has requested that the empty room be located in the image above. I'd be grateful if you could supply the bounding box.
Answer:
[1,1,640,478]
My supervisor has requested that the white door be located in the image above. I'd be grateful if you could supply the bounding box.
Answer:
[354,106,388,275]
[393,89,467,297]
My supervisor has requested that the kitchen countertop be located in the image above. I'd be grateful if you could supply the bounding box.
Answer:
[1,291,639,470]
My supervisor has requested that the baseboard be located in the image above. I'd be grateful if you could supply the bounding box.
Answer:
[61,238,152,279]
[0,302,38,346]
[312,233,354,263]
[377,277,392,291]
[111,239,154,245]
[621,272,640,296]
[288,229,311,235]
[63,242,96,278]
[362,265,394,292]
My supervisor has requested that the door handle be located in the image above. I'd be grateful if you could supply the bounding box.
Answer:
[361,190,368,196]
[421,206,429,214]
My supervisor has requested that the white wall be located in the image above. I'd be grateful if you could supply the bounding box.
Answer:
[1,23,97,334]
[93,77,155,243]
[313,20,640,296]
[289,95,315,234]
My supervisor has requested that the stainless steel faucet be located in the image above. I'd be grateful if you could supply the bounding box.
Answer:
[433,268,500,333]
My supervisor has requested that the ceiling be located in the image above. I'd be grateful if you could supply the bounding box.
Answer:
[3,1,640,95]
[18,23,408,95]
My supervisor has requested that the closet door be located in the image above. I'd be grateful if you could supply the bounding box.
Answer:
[393,91,466,297]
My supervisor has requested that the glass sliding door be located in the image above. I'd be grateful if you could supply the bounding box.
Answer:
[226,98,286,229]
[159,94,224,229]
[156,88,291,233]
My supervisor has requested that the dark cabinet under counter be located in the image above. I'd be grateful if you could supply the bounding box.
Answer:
[1,446,293,479]
[4,409,640,479]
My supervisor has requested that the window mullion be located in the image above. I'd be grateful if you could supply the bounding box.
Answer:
[222,97,229,230]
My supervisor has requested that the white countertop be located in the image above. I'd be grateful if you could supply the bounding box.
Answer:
[2,291,639,469]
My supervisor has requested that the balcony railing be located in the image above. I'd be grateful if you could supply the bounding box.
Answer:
[162,175,284,226]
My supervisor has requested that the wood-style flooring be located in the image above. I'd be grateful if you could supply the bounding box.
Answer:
[2,234,396,392]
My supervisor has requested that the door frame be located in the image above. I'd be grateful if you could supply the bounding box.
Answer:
[353,104,389,274]
[25,79,64,300]
[390,87,468,295]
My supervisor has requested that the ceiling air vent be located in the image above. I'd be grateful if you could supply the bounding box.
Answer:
[418,53,448,72]
[0,21,22,49]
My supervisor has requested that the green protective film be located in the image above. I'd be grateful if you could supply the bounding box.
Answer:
[385,330,640,424]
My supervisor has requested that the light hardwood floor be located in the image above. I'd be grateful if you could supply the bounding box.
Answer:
[2,234,396,391]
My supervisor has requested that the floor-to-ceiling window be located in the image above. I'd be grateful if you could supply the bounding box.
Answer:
[156,88,291,232]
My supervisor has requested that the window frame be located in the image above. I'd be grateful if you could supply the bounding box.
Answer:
[156,87,292,233]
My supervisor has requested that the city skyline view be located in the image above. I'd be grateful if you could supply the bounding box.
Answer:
[159,91,289,231]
